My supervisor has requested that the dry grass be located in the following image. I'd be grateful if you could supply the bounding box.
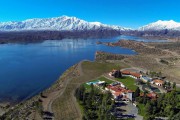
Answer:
[124,55,164,71]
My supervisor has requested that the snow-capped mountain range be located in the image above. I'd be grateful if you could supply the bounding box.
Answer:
[139,20,180,31]
[0,16,179,31]
[0,16,129,31]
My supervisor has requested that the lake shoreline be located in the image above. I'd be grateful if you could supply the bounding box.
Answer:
[0,36,138,104]
[0,36,177,105]
[1,36,180,119]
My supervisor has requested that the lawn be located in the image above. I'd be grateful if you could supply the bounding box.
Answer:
[115,76,137,91]
[137,103,146,116]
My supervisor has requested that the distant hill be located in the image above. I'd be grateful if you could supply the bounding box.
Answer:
[0,30,122,44]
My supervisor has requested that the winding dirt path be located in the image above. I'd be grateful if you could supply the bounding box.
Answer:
[41,61,84,119]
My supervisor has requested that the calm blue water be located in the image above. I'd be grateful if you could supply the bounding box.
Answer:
[0,35,165,103]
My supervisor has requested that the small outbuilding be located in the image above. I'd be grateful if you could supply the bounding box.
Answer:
[153,79,164,86]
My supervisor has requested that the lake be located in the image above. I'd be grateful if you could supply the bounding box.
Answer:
[0,35,166,103]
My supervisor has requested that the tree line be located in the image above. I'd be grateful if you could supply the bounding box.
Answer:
[75,84,116,120]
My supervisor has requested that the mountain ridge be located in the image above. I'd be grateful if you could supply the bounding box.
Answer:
[0,16,130,31]
[139,20,180,31]
[0,16,180,32]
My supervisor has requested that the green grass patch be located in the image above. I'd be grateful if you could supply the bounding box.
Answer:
[137,103,146,116]
[116,76,137,91]
[127,118,135,120]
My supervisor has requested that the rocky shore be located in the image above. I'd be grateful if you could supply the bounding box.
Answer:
[95,51,130,62]
[100,40,173,56]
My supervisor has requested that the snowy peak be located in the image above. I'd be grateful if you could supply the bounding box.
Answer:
[0,16,129,31]
[139,20,180,31]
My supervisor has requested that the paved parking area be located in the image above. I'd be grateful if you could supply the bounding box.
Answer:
[120,102,143,120]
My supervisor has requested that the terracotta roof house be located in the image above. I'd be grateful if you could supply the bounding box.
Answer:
[130,72,141,79]
[121,70,131,75]
[105,84,133,101]
[147,92,157,99]
[153,79,164,86]
[121,70,142,79]
[140,92,158,100]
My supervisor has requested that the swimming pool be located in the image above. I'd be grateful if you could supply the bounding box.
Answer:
[86,80,100,85]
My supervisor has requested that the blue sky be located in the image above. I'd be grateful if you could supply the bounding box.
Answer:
[0,0,179,28]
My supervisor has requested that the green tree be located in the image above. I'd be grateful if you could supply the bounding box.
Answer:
[145,102,153,115]
[169,112,180,120]
[143,91,148,104]
[76,85,85,101]
[144,115,155,120]
[164,105,173,115]
[134,87,140,99]
[163,81,167,88]
[147,81,151,88]
[172,82,176,90]
[167,81,171,88]
[103,82,107,89]
[105,91,113,105]
[114,70,122,78]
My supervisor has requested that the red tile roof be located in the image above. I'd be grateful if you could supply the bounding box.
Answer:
[121,70,131,75]
[113,92,122,97]
[153,79,164,84]
[130,72,141,78]
[106,84,132,93]
[121,70,141,78]
[140,92,157,99]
